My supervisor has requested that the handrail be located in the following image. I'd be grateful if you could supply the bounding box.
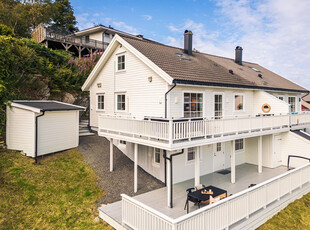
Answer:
[121,163,310,228]
[287,155,310,169]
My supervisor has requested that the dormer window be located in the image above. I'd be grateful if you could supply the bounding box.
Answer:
[117,55,125,71]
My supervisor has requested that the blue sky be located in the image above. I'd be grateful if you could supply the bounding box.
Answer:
[71,0,310,90]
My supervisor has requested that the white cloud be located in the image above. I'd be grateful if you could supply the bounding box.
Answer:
[167,0,310,89]
[111,21,139,35]
[142,14,152,21]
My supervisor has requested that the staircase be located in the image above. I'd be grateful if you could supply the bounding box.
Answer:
[79,120,94,137]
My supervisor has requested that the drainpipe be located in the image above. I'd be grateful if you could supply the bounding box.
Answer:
[88,93,90,129]
[163,149,184,208]
[165,81,177,118]
[35,111,45,164]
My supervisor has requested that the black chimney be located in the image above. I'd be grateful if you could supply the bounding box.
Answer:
[184,30,193,55]
[235,46,243,65]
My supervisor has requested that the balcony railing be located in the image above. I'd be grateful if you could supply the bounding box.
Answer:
[98,112,310,148]
[121,163,310,230]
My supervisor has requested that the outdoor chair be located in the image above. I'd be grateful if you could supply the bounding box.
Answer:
[184,187,201,210]
[195,184,206,190]
[209,196,221,205]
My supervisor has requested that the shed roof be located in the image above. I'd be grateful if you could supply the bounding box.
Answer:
[12,100,85,112]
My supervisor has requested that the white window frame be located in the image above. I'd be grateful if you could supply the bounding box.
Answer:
[96,93,105,111]
[233,93,245,112]
[235,139,245,153]
[185,147,202,164]
[115,93,126,112]
[116,53,126,72]
[277,95,285,101]
[213,92,225,119]
[288,96,297,113]
[182,91,204,118]
[153,148,162,166]
[120,140,126,145]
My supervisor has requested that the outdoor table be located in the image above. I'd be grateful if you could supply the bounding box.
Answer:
[186,185,227,213]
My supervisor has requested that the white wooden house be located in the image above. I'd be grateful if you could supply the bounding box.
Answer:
[6,101,85,162]
[82,31,310,229]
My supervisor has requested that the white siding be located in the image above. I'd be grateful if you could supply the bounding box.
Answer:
[89,32,103,41]
[253,91,289,115]
[168,85,255,119]
[6,106,35,156]
[90,45,168,128]
[269,91,302,113]
[37,111,79,155]
[280,132,310,168]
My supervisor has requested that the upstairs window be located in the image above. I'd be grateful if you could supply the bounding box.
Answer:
[104,33,110,38]
[288,97,296,112]
[116,94,126,111]
[97,94,104,110]
[235,139,244,151]
[85,35,90,43]
[234,94,244,111]
[117,55,125,71]
[184,93,203,118]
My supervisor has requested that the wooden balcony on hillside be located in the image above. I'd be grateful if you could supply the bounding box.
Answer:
[98,112,310,150]
[31,24,109,58]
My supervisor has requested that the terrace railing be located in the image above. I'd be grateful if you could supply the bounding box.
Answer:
[121,163,310,230]
[98,113,310,148]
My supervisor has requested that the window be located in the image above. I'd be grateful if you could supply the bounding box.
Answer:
[216,143,221,152]
[117,55,125,71]
[154,148,161,164]
[116,94,126,111]
[120,140,126,145]
[187,147,195,162]
[97,94,104,110]
[214,94,223,119]
[234,95,244,111]
[104,33,110,38]
[288,97,296,112]
[184,93,203,118]
[277,96,284,101]
[85,35,89,42]
[235,139,244,151]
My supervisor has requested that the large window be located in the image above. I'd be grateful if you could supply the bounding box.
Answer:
[234,95,244,111]
[116,94,126,111]
[288,97,296,112]
[214,94,223,119]
[235,139,244,151]
[97,94,104,110]
[117,55,125,71]
[154,148,161,165]
[184,93,203,118]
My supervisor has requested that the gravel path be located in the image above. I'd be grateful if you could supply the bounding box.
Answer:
[78,135,164,204]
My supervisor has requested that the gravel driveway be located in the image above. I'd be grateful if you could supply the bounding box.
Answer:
[78,135,164,204]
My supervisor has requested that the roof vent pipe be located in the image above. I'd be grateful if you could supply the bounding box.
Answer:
[235,46,243,65]
[184,30,193,56]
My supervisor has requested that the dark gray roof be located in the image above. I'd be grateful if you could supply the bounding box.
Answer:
[13,100,85,111]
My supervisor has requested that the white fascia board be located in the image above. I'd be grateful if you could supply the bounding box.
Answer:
[82,34,174,91]
[9,102,41,113]
[52,101,86,110]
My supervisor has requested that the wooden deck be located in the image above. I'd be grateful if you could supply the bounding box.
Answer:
[99,163,288,227]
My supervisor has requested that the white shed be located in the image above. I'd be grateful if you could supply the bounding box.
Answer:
[6,100,85,160]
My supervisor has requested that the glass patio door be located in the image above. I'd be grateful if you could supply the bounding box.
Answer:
[214,94,223,119]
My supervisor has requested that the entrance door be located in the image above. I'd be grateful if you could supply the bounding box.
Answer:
[273,135,282,167]
[213,143,225,171]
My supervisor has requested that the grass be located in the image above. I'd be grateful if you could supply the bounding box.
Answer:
[0,149,113,230]
[259,192,310,229]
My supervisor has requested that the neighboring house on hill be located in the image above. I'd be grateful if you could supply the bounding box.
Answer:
[82,31,310,229]
[31,24,138,58]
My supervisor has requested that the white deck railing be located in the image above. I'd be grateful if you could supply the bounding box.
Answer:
[98,113,310,147]
[121,163,310,230]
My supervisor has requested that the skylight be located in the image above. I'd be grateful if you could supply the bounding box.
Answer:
[248,66,260,72]
[175,53,182,57]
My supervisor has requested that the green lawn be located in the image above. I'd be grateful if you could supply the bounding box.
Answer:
[259,192,310,229]
[0,149,112,230]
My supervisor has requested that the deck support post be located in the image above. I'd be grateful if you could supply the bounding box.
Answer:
[110,138,113,172]
[258,136,263,173]
[231,140,236,184]
[195,147,200,186]
[134,143,138,193]
[167,151,172,207]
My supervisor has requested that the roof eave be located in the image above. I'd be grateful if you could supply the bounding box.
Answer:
[173,79,309,94]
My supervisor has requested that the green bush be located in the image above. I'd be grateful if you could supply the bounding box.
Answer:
[0,24,13,36]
